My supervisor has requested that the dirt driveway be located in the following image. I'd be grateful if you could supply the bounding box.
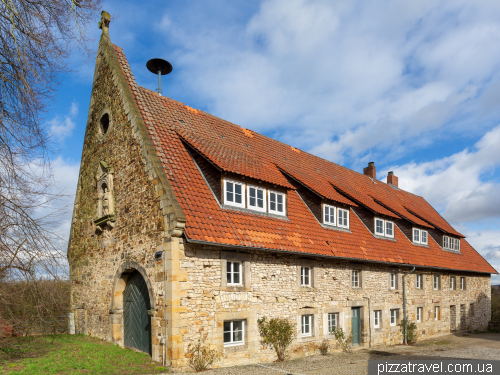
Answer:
[166,332,500,375]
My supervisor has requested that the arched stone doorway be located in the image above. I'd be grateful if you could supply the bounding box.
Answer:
[124,270,151,354]
[109,261,155,356]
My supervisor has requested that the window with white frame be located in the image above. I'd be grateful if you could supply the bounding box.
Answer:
[460,277,466,290]
[443,236,460,251]
[301,315,313,337]
[416,274,423,290]
[323,204,336,225]
[301,267,311,287]
[390,273,397,289]
[449,276,456,290]
[338,208,349,228]
[375,218,394,238]
[352,270,360,288]
[247,185,266,212]
[327,313,338,333]
[390,309,398,326]
[268,191,286,215]
[226,261,242,286]
[433,275,440,290]
[413,228,428,245]
[223,320,245,347]
[434,306,440,320]
[374,310,381,328]
[224,180,245,208]
[417,307,423,323]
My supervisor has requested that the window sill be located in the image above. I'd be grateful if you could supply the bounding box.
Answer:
[298,336,316,343]
[373,234,396,241]
[298,287,317,292]
[223,344,247,352]
[320,223,352,233]
[221,286,250,292]
[222,204,289,220]
[412,243,430,248]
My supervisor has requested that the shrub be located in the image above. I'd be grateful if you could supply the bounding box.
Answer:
[331,327,352,353]
[257,317,297,361]
[399,319,418,344]
[317,339,330,355]
[187,334,221,372]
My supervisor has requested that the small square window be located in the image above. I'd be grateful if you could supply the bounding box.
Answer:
[268,191,286,216]
[225,180,245,208]
[352,270,360,288]
[390,309,398,326]
[390,273,396,290]
[417,307,422,323]
[227,261,242,286]
[375,218,384,235]
[460,277,466,290]
[224,320,245,347]
[301,266,311,287]
[374,310,381,328]
[413,228,420,243]
[328,313,338,333]
[247,185,266,212]
[421,230,428,245]
[433,275,440,290]
[337,208,349,228]
[323,204,336,225]
[301,315,312,337]
[385,221,394,237]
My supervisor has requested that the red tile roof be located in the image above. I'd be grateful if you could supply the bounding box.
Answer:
[112,44,496,274]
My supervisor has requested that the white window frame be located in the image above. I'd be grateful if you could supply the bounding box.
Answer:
[417,307,422,323]
[323,204,336,225]
[390,309,398,326]
[327,313,338,333]
[247,184,266,212]
[390,273,396,290]
[433,275,439,290]
[375,218,384,236]
[374,310,381,328]
[337,208,350,229]
[352,270,360,288]
[416,274,423,290]
[450,276,455,290]
[268,190,286,216]
[226,261,242,286]
[421,230,428,245]
[434,306,440,321]
[460,277,466,290]
[443,236,460,251]
[385,220,394,238]
[413,228,420,243]
[224,179,245,208]
[300,266,311,287]
[301,315,313,337]
[223,320,245,347]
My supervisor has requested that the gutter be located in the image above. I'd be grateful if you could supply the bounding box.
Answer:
[402,267,415,345]
[183,237,495,275]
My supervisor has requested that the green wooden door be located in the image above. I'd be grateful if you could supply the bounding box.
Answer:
[351,307,360,346]
[124,271,151,355]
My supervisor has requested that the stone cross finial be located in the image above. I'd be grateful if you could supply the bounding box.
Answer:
[98,11,111,35]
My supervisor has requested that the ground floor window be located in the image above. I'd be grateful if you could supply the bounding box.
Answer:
[390,309,398,326]
[224,320,245,347]
[417,307,422,323]
[434,306,441,321]
[327,313,338,333]
[374,310,381,328]
[301,315,313,337]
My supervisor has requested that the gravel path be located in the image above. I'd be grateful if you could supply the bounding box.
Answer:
[163,333,500,375]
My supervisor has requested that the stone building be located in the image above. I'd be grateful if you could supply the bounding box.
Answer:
[68,13,497,370]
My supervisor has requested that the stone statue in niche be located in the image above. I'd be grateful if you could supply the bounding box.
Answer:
[94,161,116,231]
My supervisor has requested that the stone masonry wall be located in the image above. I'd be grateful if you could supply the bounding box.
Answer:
[69,53,167,361]
[177,242,491,368]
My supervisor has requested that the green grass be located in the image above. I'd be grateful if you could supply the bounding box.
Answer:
[0,334,168,374]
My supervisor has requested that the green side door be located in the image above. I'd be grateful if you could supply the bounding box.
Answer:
[351,307,360,346]
[124,271,152,355]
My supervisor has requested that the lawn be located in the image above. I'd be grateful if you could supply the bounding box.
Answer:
[0,334,168,374]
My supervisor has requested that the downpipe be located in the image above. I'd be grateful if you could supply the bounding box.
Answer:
[402,266,416,345]
[363,296,371,348]
[163,250,168,367]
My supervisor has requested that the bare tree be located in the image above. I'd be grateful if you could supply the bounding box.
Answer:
[0,0,101,330]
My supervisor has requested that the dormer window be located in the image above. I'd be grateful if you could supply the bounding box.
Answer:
[324,204,336,225]
[247,185,266,212]
[375,218,394,238]
[413,228,428,245]
[224,180,245,208]
[443,235,460,251]
[268,191,286,216]
[338,208,349,228]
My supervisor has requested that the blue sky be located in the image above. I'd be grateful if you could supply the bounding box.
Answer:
[50,0,500,282]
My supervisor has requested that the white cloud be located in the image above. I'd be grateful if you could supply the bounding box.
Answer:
[48,102,78,143]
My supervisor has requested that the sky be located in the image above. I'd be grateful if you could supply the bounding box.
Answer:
[50,0,500,283]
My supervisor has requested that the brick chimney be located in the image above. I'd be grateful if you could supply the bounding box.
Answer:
[387,171,398,187]
[363,162,376,180]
